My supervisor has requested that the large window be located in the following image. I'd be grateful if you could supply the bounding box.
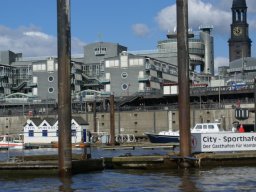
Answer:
[47,59,54,72]
[28,130,34,137]
[106,60,119,68]
[129,58,143,66]
[94,47,107,56]
[33,64,46,71]
[42,130,48,137]
[120,55,128,68]
[106,73,111,80]
[71,129,76,136]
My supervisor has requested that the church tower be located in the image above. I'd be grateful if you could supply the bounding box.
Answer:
[228,0,251,62]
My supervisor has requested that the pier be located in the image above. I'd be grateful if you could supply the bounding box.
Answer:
[0,0,254,179]
[0,143,256,174]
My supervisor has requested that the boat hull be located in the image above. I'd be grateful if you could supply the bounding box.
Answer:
[145,133,179,143]
[0,143,23,150]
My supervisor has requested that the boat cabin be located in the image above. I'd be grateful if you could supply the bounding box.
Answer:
[0,134,23,149]
[191,123,224,133]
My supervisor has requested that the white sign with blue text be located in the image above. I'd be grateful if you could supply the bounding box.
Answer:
[191,133,256,153]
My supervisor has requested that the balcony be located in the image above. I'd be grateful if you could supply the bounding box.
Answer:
[99,78,110,84]
[138,75,150,82]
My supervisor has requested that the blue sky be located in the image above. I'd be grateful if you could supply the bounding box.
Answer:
[1,0,256,74]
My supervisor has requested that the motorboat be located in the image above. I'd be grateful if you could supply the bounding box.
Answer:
[144,131,179,143]
[0,134,24,150]
[145,123,225,143]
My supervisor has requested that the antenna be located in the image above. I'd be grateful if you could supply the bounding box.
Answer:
[97,33,103,42]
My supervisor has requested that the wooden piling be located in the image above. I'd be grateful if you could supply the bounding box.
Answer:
[57,0,72,176]
[176,0,192,160]
[110,93,115,145]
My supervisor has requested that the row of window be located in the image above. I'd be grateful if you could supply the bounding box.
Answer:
[94,47,107,56]
[32,63,58,72]
[28,130,77,137]
[83,65,103,76]
[105,58,144,68]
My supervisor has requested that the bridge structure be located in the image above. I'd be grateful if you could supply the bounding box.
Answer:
[0,83,254,116]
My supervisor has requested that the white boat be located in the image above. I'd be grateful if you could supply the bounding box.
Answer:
[0,135,24,149]
[145,123,226,143]
[190,123,226,133]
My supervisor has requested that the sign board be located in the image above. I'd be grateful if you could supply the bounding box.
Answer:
[235,108,249,120]
[192,132,256,153]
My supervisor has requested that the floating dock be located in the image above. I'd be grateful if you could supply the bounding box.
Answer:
[104,151,256,169]
[1,144,256,173]
[0,154,104,174]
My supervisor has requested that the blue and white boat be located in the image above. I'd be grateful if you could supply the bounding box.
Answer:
[144,131,179,143]
[145,123,225,143]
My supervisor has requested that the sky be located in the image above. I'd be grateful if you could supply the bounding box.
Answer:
[1,0,256,74]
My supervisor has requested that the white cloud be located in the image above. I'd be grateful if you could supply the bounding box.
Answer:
[0,25,85,57]
[23,31,51,40]
[155,5,176,33]
[154,0,256,69]
[214,57,229,74]
[209,0,256,31]
[247,0,256,13]
[132,24,150,37]
[156,0,231,35]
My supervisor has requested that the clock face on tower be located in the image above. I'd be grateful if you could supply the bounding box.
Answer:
[233,27,242,36]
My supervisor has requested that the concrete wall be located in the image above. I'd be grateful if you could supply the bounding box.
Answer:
[1,107,254,136]
[0,116,27,134]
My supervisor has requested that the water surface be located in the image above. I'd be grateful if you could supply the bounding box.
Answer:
[0,148,255,191]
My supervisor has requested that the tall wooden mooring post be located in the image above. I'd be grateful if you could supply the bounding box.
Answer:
[176,0,192,159]
[110,93,115,146]
[57,0,72,176]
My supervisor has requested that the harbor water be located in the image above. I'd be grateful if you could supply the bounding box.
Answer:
[0,148,255,192]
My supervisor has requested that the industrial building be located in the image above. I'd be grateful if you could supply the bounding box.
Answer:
[0,0,254,108]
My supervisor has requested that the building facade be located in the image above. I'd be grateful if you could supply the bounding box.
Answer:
[101,51,178,96]
[82,42,127,91]
[223,0,255,83]
[23,117,90,144]
[0,51,23,96]
[135,26,214,76]
[0,51,83,102]
[227,57,256,83]
[3,1,255,102]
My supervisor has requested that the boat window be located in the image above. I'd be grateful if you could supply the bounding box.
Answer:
[203,125,207,129]
[195,125,202,130]
[208,125,214,129]
[0,136,4,141]
[6,137,14,142]
[217,124,224,131]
